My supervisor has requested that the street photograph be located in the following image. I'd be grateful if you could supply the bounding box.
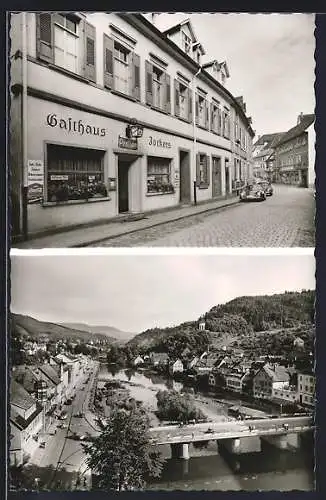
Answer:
[9,253,315,492]
[9,12,315,248]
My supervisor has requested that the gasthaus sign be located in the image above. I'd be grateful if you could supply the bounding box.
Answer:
[46,113,107,137]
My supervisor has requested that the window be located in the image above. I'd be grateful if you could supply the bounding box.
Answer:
[53,14,78,73]
[178,82,189,121]
[223,109,230,139]
[147,157,174,194]
[211,102,221,134]
[197,95,205,127]
[152,66,163,109]
[114,42,130,95]
[36,13,96,82]
[196,153,210,187]
[46,145,107,203]
[182,31,191,54]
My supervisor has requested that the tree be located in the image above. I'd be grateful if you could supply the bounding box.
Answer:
[82,407,164,491]
[156,390,206,423]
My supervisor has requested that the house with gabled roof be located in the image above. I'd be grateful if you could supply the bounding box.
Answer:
[274,113,315,187]
[10,380,43,465]
[253,363,290,400]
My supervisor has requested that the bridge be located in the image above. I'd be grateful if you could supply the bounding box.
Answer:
[149,416,313,459]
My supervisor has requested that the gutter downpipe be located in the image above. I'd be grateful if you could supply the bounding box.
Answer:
[192,66,202,205]
[22,12,28,240]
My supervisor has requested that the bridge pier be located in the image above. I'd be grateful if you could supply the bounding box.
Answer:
[261,433,300,450]
[218,436,261,455]
[171,443,190,460]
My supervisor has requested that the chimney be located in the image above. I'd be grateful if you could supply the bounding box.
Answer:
[151,13,158,25]
[297,112,304,124]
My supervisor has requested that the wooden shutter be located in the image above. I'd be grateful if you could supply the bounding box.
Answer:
[196,153,201,185]
[188,87,192,123]
[83,21,96,82]
[36,13,53,63]
[132,53,140,101]
[145,60,153,106]
[210,102,214,132]
[174,79,180,117]
[165,73,171,114]
[205,100,209,130]
[206,155,211,185]
[195,94,199,125]
[103,34,114,90]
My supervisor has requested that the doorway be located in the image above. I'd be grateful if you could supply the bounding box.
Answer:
[212,156,222,197]
[179,150,191,204]
[118,159,131,213]
[225,161,230,194]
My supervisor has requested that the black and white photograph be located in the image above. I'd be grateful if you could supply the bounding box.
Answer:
[9,11,315,249]
[9,253,315,492]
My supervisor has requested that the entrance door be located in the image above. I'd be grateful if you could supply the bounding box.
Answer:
[118,160,130,213]
[212,156,222,197]
[301,170,308,188]
[179,150,191,203]
[225,162,230,194]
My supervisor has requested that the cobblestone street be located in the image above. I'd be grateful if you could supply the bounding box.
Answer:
[91,185,315,247]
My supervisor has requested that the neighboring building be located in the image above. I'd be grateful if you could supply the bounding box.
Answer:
[274,113,315,187]
[293,337,305,349]
[252,132,285,181]
[10,380,43,465]
[297,371,315,407]
[169,359,184,374]
[10,12,255,238]
[253,363,290,400]
[133,355,144,366]
[272,387,299,405]
[149,352,169,366]
[198,318,206,331]
[225,370,248,393]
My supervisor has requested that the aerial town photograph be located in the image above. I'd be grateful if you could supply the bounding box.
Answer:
[9,11,315,249]
[9,253,315,492]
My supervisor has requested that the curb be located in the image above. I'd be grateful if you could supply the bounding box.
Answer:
[73,199,240,248]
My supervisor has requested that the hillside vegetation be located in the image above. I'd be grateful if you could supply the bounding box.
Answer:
[129,290,315,352]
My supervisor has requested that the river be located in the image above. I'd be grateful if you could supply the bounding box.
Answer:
[97,365,314,491]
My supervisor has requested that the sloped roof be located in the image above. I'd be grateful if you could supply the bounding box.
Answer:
[202,59,230,77]
[12,366,39,393]
[151,352,169,362]
[254,132,285,148]
[38,364,60,385]
[163,18,197,42]
[10,402,43,431]
[263,364,290,382]
[11,380,36,411]
[276,114,315,147]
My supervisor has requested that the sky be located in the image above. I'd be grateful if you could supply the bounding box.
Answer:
[10,253,315,334]
[143,13,315,138]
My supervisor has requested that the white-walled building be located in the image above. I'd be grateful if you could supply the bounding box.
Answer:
[298,371,315,407]
[10,12,255,238]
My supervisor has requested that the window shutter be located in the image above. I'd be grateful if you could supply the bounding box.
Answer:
[217,108,222,135]
[174,79,180,117]
[36,13,53,63]
[188,87,192,123]
[196,153,200,185]
[145,60,153,106]
[210,102,214,132]
[205,100,209,130]
[164,73,171,114]
[103,34,114,90]
[132,52,141,101]
[195,94,199,125]
[206,155,211,185]
[83,21,96,82]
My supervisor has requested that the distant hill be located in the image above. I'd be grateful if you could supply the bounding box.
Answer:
[128,290,315,351]
[10,314,127,344]
[60,322,136,342]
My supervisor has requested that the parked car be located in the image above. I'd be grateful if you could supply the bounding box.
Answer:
[239,184,266,202]
[39,441,46,448]
[256,180,273,196]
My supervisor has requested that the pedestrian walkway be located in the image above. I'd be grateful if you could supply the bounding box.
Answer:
[13,195,239,249]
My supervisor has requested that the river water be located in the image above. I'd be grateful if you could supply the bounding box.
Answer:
[98,366,314,491]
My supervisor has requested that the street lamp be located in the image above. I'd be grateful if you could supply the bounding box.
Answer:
[192,66,202,205]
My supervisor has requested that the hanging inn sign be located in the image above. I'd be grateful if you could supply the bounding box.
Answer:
[118,135,138,150]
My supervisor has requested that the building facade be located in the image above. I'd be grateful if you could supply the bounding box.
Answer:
[252,133,284,181]
[253,364,290,400]
[298,372,315,407]
[10,12,255,238]
[274,113,315,188]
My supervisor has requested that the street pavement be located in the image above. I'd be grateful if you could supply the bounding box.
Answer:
[29,359,100,491]
[92,185,315,247]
